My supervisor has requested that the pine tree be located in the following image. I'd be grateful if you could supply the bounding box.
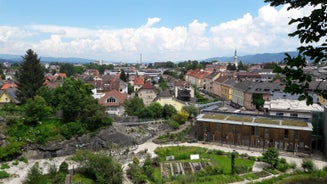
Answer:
[15,49,45,104]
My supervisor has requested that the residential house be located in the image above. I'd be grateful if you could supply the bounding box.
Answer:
[133,76,144,91]
[211,76,229,98]
[244,82,283,110]
[137,83,157,106]
[0,84,18,104]
[231,80,253,109]
[155,89,185,111]
[98,90,128,116]
[204,71,220,93]
[220,79,236,101]
[185,69,212,88]
[236,72,261,82]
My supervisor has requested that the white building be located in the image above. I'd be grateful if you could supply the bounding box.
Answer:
[264,99,323,119]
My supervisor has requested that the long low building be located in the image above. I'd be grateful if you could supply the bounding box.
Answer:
[196,113,312,153]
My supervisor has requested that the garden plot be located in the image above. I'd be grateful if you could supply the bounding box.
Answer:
[161,161,209,177]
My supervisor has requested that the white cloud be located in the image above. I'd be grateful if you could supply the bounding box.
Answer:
[144,17,161,28]
[0,4,315,61]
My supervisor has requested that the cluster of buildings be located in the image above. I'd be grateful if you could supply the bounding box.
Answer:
[1,54,327,156]
[184,52,327,156]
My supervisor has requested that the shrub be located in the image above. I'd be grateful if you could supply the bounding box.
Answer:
[302,158,315,173]
[248,156,256,161]
[276,162,289,172]
[289,162,297,169]
[257,156,264,162]
[214,150,225,155]
[323,165,327,172]
[0,170,10,179]
[166,119,179,129]
[12,160,19,166]
[1,163,10,169]
[18,156,28,163]
[235,164,249,174]
[240,153,249,158]
[59,161,69,174]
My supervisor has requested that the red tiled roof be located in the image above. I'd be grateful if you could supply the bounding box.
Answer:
[58,73,67,78]
[195,70,212,79]
[139,83,156,90]
[134,76,144,85]
[98,90,128,107]
[214,76,229,83]
[186,69,212,79]
[1,83,17,90]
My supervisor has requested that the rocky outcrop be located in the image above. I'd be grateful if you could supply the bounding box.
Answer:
[23,126,135,159]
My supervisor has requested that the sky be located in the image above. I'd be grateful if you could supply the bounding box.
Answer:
[0,0,312,62]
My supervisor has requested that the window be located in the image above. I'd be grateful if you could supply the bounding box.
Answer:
[265,128,269,137]
[228,125,233,132]
[290,113,298,117]
[276,112,284,116]
[294,130,299,140]
[255,127,260,136]
[106,97,116,103]
[215,124,221,132]
[284,129,289,138]
[251,127,255,135]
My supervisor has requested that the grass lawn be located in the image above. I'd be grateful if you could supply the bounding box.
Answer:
[203,114,227,120]
[254,118,280,125]
[226,116,253,122]
[282,120,308,127]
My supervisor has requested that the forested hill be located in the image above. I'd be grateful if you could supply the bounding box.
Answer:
[204,51,298,64]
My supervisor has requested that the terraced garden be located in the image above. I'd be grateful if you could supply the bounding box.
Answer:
[154,146,255,183]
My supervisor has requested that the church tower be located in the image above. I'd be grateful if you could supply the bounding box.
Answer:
[234,50,238,68]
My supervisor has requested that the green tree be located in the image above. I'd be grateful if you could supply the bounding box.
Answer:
[120,69,127,82]
[182,105,199,119]
[262,147,279,168]
[36,86,58,108]
[23,95,53,125]
[73,150,122,184]
[23,163,47,184]
[54,77,110,129]
[123,97,145,116]
[238,61,246,70]
[128,82,134,95]
[55,77,92,122]
[59,63,75,77]
[252,93,265,110]
[265,0,327,105]
[158,77,168,90]
[263,62,277,69]
[231,151,237,175]
[15,49,45,104]
[173,111,189,125]
[162,104,177,119]
[142,156,154,180]
[227,63,236,71]
[147,102,163,119]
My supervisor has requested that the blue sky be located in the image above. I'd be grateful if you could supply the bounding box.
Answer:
[0,0,308,62]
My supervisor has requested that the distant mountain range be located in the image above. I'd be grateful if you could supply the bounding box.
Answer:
[0,54,95,64]
[204,51,298,64]
[0,51,298,64]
